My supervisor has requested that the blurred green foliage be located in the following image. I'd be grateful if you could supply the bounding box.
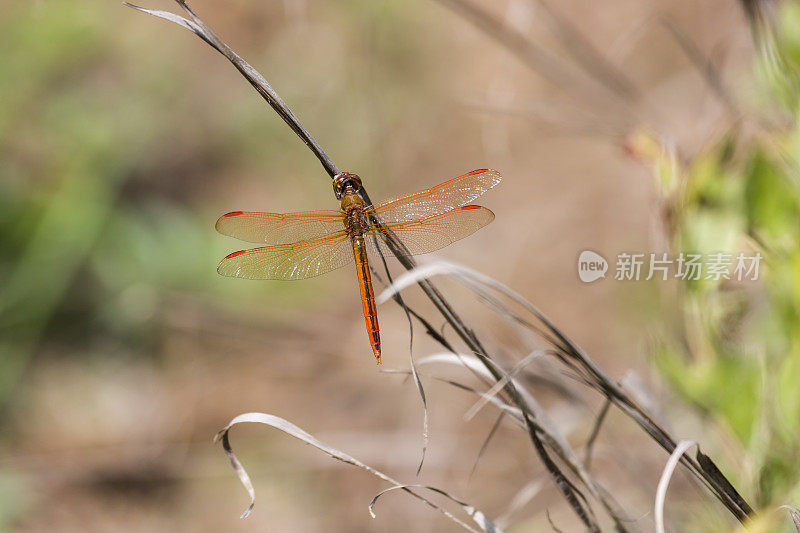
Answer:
[0,2,326,404]
[650,3,800,521]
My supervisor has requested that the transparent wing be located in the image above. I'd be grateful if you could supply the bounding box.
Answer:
[366,169,501,222]
[364,205,494,257]
[215,210,345,244]
[217,232,353,280]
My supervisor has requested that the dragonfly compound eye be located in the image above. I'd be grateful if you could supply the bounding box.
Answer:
[333,173,362,198]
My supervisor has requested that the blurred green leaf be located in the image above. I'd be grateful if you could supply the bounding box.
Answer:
[744,151,800,245]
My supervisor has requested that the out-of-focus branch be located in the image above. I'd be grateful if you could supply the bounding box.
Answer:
[660,17,741,119]
[431,0,638,129]
[530,0,641,101]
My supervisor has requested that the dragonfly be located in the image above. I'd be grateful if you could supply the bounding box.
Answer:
[215,168,501,364]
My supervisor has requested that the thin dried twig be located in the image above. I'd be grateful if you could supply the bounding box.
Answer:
[469,411,505,478]
[583,398,611,471]
[463,349,554,422]
[495,479,545,529]
[367,218,604,530]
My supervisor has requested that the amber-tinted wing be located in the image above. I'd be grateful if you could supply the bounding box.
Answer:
[364,205,494,257]
[215,210,345,244]
[217,231,353,280]
[366,169,501,222]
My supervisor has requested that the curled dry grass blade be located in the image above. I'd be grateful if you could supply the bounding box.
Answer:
[778,505,800,532]
[654,440,698,533]
[369,484,500,533]
[215,412,500,532]
[385,363,524,429]
[387,365,639,531]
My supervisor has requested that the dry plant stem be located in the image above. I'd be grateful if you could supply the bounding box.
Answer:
[472,264,752,521]
[470,411,505,478]
[583,398,611,471]
[427,0,758,516]
[436,0,765,165]
[388,261,753,523]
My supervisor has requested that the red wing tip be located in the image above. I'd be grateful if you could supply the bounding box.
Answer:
[224,250,248,259]
[222,211,244,217]
[467,168,502,176]
[466,169,488,176]
[460,205,482,210]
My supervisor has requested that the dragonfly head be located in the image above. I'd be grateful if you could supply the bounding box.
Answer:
[333,172,362,199]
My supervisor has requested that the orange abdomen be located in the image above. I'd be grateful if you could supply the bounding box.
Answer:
[352,236,381,363]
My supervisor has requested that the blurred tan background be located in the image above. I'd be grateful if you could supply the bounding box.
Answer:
[0,0,757,531]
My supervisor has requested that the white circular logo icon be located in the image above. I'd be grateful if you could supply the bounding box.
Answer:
[578,250,608,283]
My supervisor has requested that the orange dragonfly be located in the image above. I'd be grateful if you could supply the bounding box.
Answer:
[215,169,501,363]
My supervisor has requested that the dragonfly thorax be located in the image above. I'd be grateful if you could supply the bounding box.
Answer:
[340,191,365,211]
[340,192,368,238]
